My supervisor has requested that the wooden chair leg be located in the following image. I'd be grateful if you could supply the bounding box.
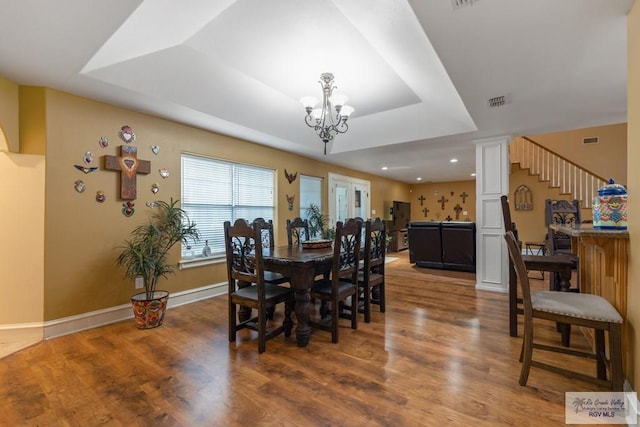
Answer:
[609,324,624,391]
[258,306,266,354]
[363,285,372,323]
[379,283,386,313]
[594,329,607,380]
[229,302,237,343]
[519,325,534,386]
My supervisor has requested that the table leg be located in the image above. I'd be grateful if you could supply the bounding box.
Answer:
[294,288,311,347]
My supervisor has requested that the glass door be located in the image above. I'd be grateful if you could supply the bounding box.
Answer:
[328,173,370,225]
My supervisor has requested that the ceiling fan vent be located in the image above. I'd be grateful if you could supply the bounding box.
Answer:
[583,137,599,144]
[451,0,479,10]
[488,95,506,108]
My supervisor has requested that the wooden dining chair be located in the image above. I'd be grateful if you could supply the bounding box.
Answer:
[224,219,294,353]
[251,218,289,286]
[309,218,362,343]
[544,198,581,292]
[501,195,575,346]
[286,217,310,247]
[344,218,386,323]
[504,231,623,390]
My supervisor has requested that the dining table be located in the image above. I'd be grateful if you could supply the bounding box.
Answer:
[261,244,334,347]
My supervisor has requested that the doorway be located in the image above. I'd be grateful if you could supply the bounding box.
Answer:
[328,173,370,224]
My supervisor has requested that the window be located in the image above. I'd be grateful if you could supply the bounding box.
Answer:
[299,175,322,221]
[181,154,275,258]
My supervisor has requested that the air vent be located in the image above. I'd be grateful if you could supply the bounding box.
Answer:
[488,95,506,108]
[451,0,478,10]
[583,137,599,144]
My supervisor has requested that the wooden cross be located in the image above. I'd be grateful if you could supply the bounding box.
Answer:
[422,207,430,218]
[418,195,426,206]
[460,192,469,204]
[454,204,463,220]
[437,195,448,210]
[104,145,150,200]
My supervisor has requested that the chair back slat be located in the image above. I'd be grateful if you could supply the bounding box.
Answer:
[333,218,362,281]
[286,217,310,247]
[251,217,275,249]
[366,218,386,269]
[224,219,264,297]
[503,231,532,317]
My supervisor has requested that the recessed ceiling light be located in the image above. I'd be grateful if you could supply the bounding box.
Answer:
[450,158,458,163]
[416,177,422,181]
[381,166,388,170]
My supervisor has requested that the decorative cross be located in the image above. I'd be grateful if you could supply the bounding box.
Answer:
[437,196,448,210]
[418,195,426,206]
[454,204,463,220]
[460,192,469,204]
[422,207,430,218]
[445,215,453,221]
[104,145,151,200]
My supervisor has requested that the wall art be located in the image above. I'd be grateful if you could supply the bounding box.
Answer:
[150,145,160,155]
[151,183,159,194]
[118,125,136,144]
[96,191,105,203]
[103,145,151,200]
[159,168,169,178]
[286,194,295,211]
[74,180,86,193]
[122,201,135,217]
[284,169,297,184]
[99,136,109,148]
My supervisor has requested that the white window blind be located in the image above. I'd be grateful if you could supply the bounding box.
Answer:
[181,154,275,258]
[300,175,322,220]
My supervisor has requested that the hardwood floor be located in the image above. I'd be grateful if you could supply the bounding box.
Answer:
[1,251,611,426]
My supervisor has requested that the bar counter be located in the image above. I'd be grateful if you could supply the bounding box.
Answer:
[550,223,630,375]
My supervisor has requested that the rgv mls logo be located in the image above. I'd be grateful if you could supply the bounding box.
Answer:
[566,392,637,424]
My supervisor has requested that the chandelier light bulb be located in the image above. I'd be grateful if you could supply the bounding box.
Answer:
[302,72,353,155]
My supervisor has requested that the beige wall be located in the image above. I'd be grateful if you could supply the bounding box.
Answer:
[0,151,45,324]
[0,76,19,152]
[626,3,639,389]
[408,180,476,222]
[508,164,592,244]
[530,123,627,185]
[13,88,406,321]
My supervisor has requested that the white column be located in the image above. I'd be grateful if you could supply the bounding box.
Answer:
[475,136,510,292]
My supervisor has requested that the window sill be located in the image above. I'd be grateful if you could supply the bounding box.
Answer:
[178,254,226,270]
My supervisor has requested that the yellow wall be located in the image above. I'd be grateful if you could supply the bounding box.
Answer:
[530,123,627,185]
[32,89,408,320]
[408,180,476,222]
[0,76,19,152]
[0,151,45,324]
[508,164,593,244]
[626,2,639,389]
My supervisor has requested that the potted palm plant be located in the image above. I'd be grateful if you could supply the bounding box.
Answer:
[116,198,199,329]
[306,203,335,240]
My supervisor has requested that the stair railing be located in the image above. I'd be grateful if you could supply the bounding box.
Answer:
[510,136,608,209]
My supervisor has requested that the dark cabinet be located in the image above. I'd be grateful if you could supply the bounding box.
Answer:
[408,221,476,272]
[389,229,409,252]
[408,222,442,268]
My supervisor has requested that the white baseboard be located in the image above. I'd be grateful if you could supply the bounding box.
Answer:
[0,282,227,358]
[476,282,508,293]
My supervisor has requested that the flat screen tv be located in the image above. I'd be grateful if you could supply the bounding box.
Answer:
[392,201,411,230]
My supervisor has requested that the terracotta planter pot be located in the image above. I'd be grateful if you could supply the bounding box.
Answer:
[130,290,169,329]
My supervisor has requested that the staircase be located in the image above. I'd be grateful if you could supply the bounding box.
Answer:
[509,136,608,209]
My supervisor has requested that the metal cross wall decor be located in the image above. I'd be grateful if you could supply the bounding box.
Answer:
[418,195,426,206]
[437,196,449,210]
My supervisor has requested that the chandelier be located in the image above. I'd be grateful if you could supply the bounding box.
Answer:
[300,73,354,155]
